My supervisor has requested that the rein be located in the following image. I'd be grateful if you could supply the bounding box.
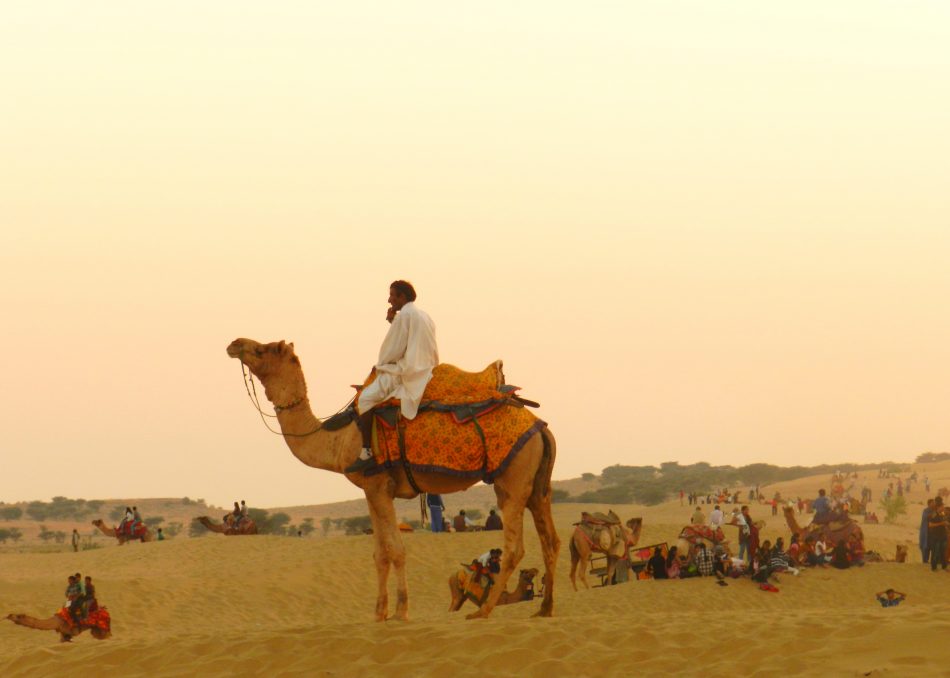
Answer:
[241,363,354,438]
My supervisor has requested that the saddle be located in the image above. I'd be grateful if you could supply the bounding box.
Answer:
[574,511,626,557]
[580,511,621,526]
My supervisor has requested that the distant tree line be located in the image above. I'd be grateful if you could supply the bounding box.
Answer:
[916,452,950,464]
[0,497,105,521]
[556,460,903,506]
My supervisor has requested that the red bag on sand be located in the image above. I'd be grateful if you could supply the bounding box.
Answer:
[759,583,779,592]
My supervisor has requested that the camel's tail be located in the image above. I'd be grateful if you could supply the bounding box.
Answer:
[531,426,556,504]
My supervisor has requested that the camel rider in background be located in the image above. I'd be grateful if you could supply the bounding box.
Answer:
[240,500,248,525]
[119,506,133,534]
[231,502,241,527]
[346,280,439,474]
[132,506,142,524]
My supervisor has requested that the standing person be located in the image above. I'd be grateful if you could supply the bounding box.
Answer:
[691,505,706,526]
[679,489,684,506]
[741,506,759,564]
[347,280,439,473]
[927,496,948,571]
[426,494,445,533]
[709,505,724,531]
[731,507,750,562]
[920,499,935,565]
[797,497,805,515]
[71,529,80,553]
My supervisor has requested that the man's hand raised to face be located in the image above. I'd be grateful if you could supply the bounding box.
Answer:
[386,307,397,324]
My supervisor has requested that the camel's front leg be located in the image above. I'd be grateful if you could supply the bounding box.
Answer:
[366,491,409,621]
[467,495,527,620]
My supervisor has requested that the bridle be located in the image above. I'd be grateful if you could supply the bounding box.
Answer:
[240,362,354,438]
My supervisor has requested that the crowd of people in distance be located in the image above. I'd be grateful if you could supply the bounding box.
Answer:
[64,572,99,625]
[425,494,503,533]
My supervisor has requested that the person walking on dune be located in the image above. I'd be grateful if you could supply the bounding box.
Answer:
[347,280,439,474]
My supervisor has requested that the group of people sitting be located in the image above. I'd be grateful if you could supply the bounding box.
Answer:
[225,500,249,527]
[64,572,98,625]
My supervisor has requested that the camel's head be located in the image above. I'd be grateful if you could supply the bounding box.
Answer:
[519,568,539,584]
[91,519,103,527]
[625,517,643,546]
[227,338,307,406]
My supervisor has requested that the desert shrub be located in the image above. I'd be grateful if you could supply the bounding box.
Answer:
[164,522,183,537]
[551,489,571,503]
[879,495,908,524]
[144,516,165,528]
[581,473,596,481]
[342,515,372,535]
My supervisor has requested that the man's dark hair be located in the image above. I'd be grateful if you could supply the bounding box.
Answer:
[390,280,417,302]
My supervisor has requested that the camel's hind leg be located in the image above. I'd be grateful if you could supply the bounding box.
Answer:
[365,487,409,621]
[527,489,561,616]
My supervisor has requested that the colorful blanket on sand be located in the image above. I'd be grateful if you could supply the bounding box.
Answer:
[56,607,111,633]
[358,363,545,481]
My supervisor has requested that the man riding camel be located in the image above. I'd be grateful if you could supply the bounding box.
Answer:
[346,280,439,474]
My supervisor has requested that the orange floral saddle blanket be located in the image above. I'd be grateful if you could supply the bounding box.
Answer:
[357,362,545,481]
[56,606,111,632]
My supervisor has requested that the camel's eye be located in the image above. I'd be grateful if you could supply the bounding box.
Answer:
[254,347,264,357]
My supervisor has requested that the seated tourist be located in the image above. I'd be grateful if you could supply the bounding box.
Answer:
[665,546,681,579]
[847,533,865,566]
[82,576,97,617]
[769,538,800,576]
[65,575,82,624]
[692,543,715,578]
[831,539,851,569]
[476,548,503,575]
[787,534,801,565]
[120,506,133,532]
[452,510,472,532]
[484,509,503,531]
[647,547,668,580]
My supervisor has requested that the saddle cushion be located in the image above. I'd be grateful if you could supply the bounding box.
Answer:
[56,606,111,632]
[360,361,506,408]
[679,525,726,544]
[366,402,545,481]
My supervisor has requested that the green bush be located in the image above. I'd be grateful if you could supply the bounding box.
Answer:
[879,495,908,524]
[0,506,23,520]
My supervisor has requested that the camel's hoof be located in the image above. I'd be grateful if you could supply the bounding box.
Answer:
[532,608,554,618]
[387,614,409,622]
[465,610,488,620]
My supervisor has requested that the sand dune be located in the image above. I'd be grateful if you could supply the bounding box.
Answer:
[3,463,949,676]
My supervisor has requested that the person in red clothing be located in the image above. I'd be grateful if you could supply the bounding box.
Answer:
[741,505,759,564]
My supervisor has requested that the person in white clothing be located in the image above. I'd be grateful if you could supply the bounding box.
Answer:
[346,280,439,473]
[709,505,724,530]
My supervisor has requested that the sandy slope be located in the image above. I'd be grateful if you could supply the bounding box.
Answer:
[3,463,949,677]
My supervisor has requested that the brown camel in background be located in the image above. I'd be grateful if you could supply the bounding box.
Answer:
[197,515,258,535]
[569,515,643,590]
[5,613,111,642]
[91,519,152,545]
[783,505,863,544]
[227,338,560,621]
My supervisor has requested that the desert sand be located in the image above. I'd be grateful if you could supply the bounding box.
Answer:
[3,462,950,677]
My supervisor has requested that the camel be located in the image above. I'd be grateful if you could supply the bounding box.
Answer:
[782,505,863,545]
[227,338,560,621]
[568,514,643,590]
[91,519,152,545]
[197,515,259,535]
[449,567,539,611]
[5,612,111,642]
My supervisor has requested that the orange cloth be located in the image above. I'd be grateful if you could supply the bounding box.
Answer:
[357,363,544,480]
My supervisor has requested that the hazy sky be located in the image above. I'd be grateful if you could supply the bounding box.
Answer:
[3,2,949,508]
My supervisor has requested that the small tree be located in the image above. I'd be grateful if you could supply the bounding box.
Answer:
[164,522,183,538]
[551,489,571,503]
[879,495,908,524]
[53,531,67,544]
[0,506,23,520]
[299,518,315,536]
[144,516,165,528]
[38,525,55,542]
[188,518,209,537]
[581,473,597,481]
[321,517,332,536]
[8,528,22,542]
[343,515,372,535]
[0,528,10,543]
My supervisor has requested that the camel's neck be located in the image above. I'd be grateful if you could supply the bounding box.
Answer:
[200,518,227,534]
[95,522,114,538]
[8,615,63,631]
[785,511,803,534]
[274,400,352,474]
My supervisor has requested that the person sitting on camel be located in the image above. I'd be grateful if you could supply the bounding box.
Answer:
[812,489,832,524]
[346,280,439,474]
[120,506,133,533]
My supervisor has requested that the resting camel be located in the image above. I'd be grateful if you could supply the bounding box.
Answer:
[5,612,111,642]
[675,524,731,559]
[568,515,642,590]
[91,519,152,544]
[782,505,863,544]
[449,567,539,611]
[227,338,560,621]
[197,515,259,535]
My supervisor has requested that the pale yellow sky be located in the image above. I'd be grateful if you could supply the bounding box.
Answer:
[2,2,949,508]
